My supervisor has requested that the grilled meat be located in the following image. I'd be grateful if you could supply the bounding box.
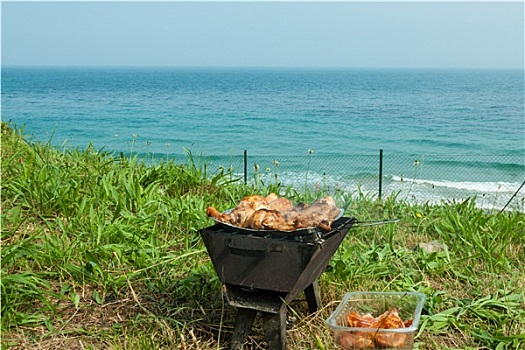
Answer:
[284,196,340,231]
[267,197,294,212]
[206,194,270,228]
[247,208,295,231]
[206,194,340,231]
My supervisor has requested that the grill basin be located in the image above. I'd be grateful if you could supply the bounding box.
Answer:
[200,217,357,349]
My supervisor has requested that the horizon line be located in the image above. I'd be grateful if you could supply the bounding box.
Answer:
[2,64,524,71]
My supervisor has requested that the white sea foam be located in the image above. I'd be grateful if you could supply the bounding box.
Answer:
[252,171,524,212]
[390,176,520,194]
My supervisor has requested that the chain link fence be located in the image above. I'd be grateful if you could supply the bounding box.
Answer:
[203,150,525,212]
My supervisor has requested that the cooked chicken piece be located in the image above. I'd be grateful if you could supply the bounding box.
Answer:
[206,194,340,231]
[284,196,340,231]
[237,195,270,211]
[247,208,295,231]
[206,206,255,227]
[264,196,339,231]
[246,208,271,230]
[267,197,294,212]
[265,193,278,203]
[206,194,269,227]
[206,206,227,223]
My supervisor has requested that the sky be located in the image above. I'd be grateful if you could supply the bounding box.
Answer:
[1,1,524,69]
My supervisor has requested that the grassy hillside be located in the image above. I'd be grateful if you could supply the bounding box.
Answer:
[1,122,524,350]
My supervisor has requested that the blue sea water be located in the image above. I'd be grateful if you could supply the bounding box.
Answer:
[1,67,524,210]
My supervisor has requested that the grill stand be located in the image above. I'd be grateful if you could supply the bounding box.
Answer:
[227,282,320,350]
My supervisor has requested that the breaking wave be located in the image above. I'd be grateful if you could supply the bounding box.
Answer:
[390,176,520,194]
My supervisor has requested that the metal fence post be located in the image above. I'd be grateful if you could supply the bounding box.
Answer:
[244,150,247,184]
[379,149,383,200]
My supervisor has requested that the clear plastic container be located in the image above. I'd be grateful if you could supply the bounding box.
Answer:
[325,292,426,349]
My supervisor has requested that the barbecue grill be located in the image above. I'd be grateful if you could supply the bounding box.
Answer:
[200,216,359,350]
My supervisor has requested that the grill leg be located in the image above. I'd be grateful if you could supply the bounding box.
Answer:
[304,281,321,313]
[261,306,287,350]
[230,308,257,350]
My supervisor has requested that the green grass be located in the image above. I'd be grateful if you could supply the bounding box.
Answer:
[1,122,524,350]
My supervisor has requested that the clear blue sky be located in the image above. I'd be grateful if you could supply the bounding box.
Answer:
[2,1,523,69]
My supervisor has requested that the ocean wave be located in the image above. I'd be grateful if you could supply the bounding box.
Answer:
[236,169,525,211]
[390,176,521,193]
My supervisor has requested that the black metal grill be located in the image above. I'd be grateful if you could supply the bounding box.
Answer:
[200,217,358,350]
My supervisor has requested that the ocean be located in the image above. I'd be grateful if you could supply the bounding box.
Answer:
[1,67,524,211]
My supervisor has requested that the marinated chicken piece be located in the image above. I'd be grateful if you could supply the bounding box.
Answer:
[372,309,404,329]
[343,311,376,348]
[340,308,411,349]
[347,311,376,328]
[375,332,407,348]
[373,309,407,348]
[338,332,373,349]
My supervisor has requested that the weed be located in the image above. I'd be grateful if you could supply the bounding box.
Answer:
[1,122,524,350]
